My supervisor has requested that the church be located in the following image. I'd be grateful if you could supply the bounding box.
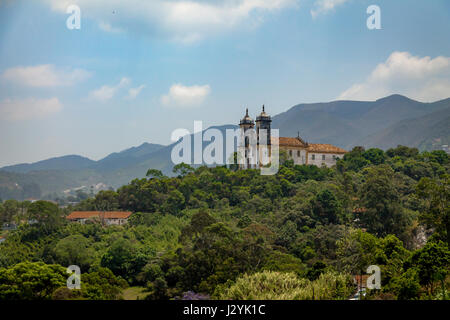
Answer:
[238,106,347,169]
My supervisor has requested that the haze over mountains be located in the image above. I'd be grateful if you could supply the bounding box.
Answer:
[273,94,450,150]
[1,94,449,199]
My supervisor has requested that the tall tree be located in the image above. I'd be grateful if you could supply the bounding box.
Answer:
[416,175,450,247]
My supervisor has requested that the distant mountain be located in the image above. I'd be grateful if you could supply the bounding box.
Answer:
[96,125,238,187]
[359,106,450,150]
[2,155,96,174]
[272,94,450,149]
[93,143,165,172]
[1,94,449,199]
[0,143,166,198]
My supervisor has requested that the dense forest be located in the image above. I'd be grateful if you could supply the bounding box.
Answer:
[0,146,449,300]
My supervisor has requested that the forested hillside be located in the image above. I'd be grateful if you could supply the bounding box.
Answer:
[0,146,448,300]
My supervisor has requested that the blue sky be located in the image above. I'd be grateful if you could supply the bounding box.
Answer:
[0,0,449,166]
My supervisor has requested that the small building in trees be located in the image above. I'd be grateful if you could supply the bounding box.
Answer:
[66,211,132,225]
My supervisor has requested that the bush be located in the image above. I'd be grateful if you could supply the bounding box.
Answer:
[214,271,353,300]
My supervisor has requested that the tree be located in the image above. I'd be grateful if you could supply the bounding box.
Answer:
[306,261,329,281]
[163,189,185,215]
[337,146,370,172]
[27,200,64,233]
[407,240,450,296]
[416,175,450,247]
[363,148,386,165]
[146,277,169,300]
[0,199,19,224]
[173,163,194,177]
[101,238,149,283]
[310,189,341,225]
[360,165,411,238]
[336,229,379,275]
[81,267,128,300]
[386,146,419,158]
[389,268,421,300]
[0,262,66,300]
[146,169,164,179]
[93,190,119,211]
[374,235,410,287]
[51,235,95,271]
[180,209,216,243]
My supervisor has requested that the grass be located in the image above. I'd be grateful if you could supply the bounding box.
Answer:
[122,286,149,300]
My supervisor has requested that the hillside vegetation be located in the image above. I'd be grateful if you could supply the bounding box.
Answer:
[0,146,449,300]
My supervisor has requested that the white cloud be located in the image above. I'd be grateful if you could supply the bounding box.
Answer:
[161,83,210,107]
[0,97,62,121]
[127,84,146,100]
[311,0,349,18]
[44,0,298,43]
[89,77,131,102]
[338,52,450,102]
[98,21,123,33]
[1,64,91,87]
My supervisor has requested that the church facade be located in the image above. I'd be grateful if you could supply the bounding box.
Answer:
[238,106,347,169]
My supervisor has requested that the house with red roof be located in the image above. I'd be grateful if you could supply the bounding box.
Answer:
[66,211,132,226]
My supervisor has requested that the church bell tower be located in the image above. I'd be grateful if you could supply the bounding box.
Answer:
[255,105,272,167]
[239,108,255,169]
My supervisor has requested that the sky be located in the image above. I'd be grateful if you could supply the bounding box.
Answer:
[0,0,449,167]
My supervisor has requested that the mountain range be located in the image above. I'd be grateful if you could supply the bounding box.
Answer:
[1,94,449,199]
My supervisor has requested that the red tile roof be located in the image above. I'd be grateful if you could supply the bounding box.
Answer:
[67,211,132,220]
[271,137,308,147]
[307,143,347,154]
[271,137,347,154]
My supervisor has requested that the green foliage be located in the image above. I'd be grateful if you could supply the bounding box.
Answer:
[0,199,20,224]
[101,238,151,284]
[416,175,450,247]
[360,165,412,238]
[146,169,164,179]
[50,235,95,271]
[387,146,419,158]
[215,271,353,300]
[337,147,371,172]
[173,162,194,177]
[336,228,379,274]
[92,190,119,211]
[0,147,448,300]
[407,240,450,296]
[0,262,66,300]
[388,268,421,300]
[28,200,64,233]
[310,189,342,225]
[80,267,128,300]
